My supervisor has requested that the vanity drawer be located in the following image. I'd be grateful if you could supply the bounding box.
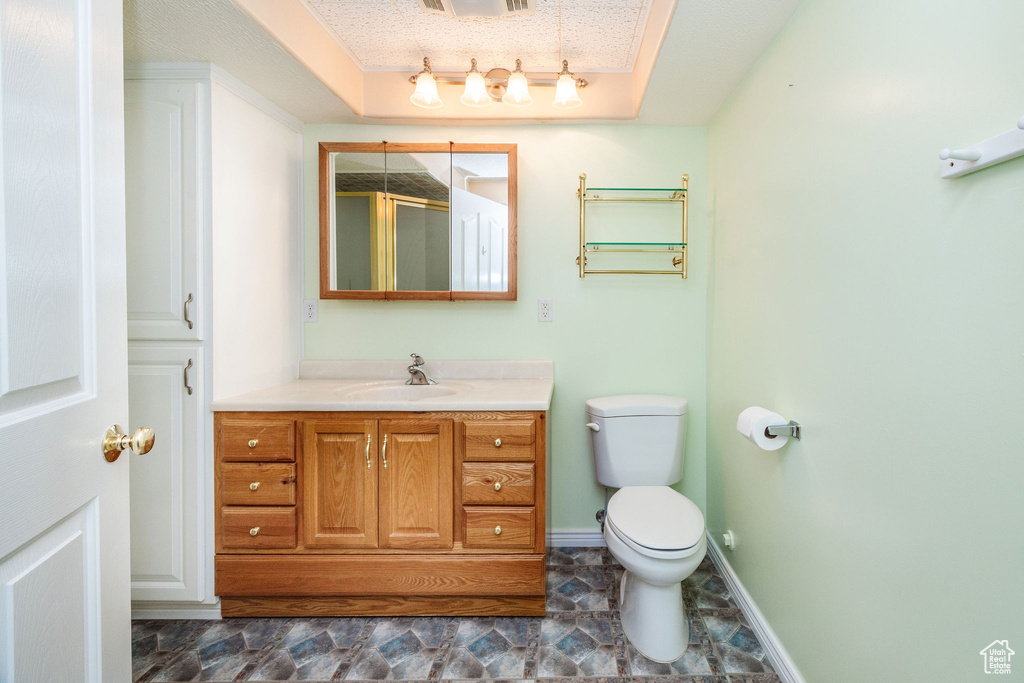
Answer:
[220,419,295,462]
[462,462,534,505]
[220,507,296,550]
[463,507,535,549]
[221,463,296,506]
[463,419,535,462]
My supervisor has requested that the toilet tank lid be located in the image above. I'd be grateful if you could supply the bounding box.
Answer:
[586,394,688,417]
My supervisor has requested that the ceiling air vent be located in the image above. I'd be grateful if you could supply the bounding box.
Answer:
[418,0,446,14]
[416,0,533,18]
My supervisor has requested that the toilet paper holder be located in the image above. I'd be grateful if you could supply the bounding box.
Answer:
[765,420,802,440]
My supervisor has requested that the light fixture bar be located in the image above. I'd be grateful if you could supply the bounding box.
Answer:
[409,56,588,109]
[408,73,588,89]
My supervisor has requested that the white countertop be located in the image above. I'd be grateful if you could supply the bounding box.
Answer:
[210,360,554,412]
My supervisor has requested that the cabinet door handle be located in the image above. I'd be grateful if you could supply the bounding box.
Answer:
[249,482,260,491]
[248,439,258,448]
[365,434,371,469]
[183,358,193,395]
[184,293,194,330]
[382,434,388,469]
[494,526,502,535]
[249,527,260,536]
[494,438,501,447]
[494,482,502,491]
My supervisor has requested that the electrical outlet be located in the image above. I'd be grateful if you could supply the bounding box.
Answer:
[538,298,553,322]
[303,299,319,323]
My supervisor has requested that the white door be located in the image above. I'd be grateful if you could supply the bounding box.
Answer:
[0,0,132,680]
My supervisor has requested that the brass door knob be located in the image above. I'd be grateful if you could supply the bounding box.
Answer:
[494,482,502,491]
[494,526,502,535]
[102,425,155,462]
[250,527,260,536]
[494,438,502,447]
[248,439,258,448]
[249,482,260,491]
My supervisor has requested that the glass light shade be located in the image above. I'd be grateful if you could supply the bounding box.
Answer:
[552,73,583,109]
[410,71,442,109]
[460,70,491,107]
[502,71,533,107]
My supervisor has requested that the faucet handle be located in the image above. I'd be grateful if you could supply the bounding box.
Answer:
[410,353,425,366]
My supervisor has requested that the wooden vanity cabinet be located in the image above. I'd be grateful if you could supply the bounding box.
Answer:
[214,410,546,617]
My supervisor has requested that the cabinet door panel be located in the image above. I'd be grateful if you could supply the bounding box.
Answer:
[379,419,453,549]
[124,79,202,341]
[303,420,378,548]
[128,344,203,601]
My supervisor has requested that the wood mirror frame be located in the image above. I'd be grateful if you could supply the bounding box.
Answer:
[319,142,518,301]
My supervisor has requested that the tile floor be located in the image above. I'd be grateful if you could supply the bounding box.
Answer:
[133,548,778,682]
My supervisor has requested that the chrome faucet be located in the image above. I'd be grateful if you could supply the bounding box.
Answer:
[406,354,437,385]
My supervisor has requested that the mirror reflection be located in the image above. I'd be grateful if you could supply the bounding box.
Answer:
[332,151,452,292]
[450,153,509,292]
[323,143,515,300]
[389,152,451,292]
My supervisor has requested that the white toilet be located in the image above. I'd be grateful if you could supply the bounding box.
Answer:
[586,395,707,663]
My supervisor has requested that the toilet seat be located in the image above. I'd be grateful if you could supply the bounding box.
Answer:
[606,486,705,559]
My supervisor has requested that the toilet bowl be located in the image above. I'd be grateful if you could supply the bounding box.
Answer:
[585,395,703,663]
[603,485,707,662]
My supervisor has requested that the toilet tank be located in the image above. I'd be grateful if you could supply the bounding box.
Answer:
[586,395,688,488]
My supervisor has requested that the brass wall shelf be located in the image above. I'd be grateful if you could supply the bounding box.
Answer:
[577,174,689,278]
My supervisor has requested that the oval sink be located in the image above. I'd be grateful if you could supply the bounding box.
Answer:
[343,383,458,401]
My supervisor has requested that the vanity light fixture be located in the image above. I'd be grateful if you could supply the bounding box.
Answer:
[502,59,533,107]
[552,60,583,109]
[409,57,443,109]
[408,57,588,110]
[460,59,491,107]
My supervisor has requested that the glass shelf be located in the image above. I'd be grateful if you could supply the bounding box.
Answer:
[586,242,685,252]
[583,187,686,202]
[587,187,686,192]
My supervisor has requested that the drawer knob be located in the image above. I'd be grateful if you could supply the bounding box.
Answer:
[494,526,502,535]
[248,439,258,448]
[493,482,502,491]
[249,482,260,491]
[494,438,501,447]
[249,527,260,536]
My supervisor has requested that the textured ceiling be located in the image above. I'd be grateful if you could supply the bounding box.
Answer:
[123,0,360,123]
[304,0,652,72]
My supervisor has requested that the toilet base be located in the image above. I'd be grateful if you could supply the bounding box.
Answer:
[618,569,689,663]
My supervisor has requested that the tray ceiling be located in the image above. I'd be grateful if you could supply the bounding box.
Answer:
[125,0,805,125]
[305,0,653,72]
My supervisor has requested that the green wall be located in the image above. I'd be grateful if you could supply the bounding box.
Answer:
[303,124,708,530]
[706,1,1024,680]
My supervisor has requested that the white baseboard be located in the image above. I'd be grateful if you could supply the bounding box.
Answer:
[132,601,222,620]
[704,532,805,683]
[547,529,607,547]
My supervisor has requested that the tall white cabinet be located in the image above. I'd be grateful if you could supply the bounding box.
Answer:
[125,64,303,614]
[125,73,212,608]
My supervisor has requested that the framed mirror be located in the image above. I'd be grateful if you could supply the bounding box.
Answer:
[319,142,517,301]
